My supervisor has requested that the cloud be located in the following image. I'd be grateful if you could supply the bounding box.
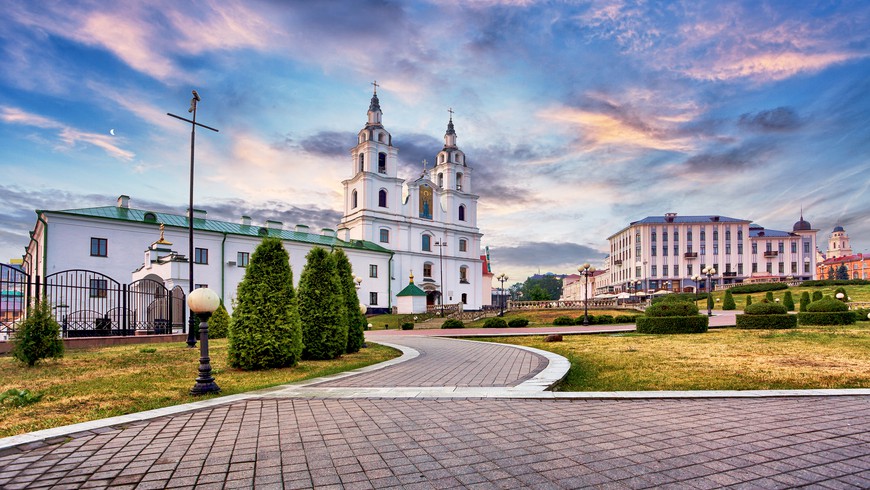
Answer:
[298,131,355,157]
[738,107,802,132]
[489,241,605,269]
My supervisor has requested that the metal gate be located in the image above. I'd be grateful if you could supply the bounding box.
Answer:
[128,279,172,333]
[45,269,123,337]
[0,263,29,341]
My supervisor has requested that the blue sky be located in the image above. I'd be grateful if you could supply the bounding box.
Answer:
[1,0,868,281]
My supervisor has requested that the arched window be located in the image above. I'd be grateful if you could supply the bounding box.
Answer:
[459,266,469,283]
[456,172,463,191]
[358,154,364,172]
[458,205,466,221]
[378,132,385,143]
[351,190,358,209]
[422,234,431,252]
[378,189,387,208]
[437,173,444,187]
[378,152,387,173]
[440,154,445,163]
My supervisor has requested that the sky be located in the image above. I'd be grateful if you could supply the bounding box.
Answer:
[1,0,869,283]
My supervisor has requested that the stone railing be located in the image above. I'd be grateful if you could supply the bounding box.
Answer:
[848,301,870,311]
[715,278,804,291]
[427,302,463,316]
[507,299,646,311]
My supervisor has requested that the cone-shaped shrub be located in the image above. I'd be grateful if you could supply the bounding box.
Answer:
[333,248,365,354]
[12,300,64,366]
[782,291,795,311]
[298,247,347,360]
[799,291,810,312]
[765,291,774,302]
[746,295,753,307]
[812,290,823,302]
[706,294,714,312]
[834,287,848,301]
[228,237,302,370]
[208,304,230,339]
[722,290,736,310]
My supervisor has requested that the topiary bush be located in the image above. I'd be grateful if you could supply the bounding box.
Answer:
[483,317,508,328]
[744,302,787,315]
[401,322,414,330]
[553,316,574,326]
[333,248,365,354]
[614,315,637,324]
[229,237,303,370]
[807,297,848,312]
[736,314,796,329]
[207,304,230,339]
[812,290,823,302]
[799,291,810,312]
[801,279,869,286]
[651,293,707,304]
[644,301,700,317]
[722,290,736,310]
[834,287,848,302]
[850,308,870,322]
[441,319,465,329]
[11,300,64,367]
[727,283,788,294]
[298,247,347,360]
[637,299,707,334]
[573,315,594,325]
[745,295,752,306]
[596,314,614,324]
[798,296,855,325]
[765,291,775,302]
[507,318,529,328]
[782,291,795,311]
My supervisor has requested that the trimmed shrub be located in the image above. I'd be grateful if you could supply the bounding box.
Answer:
[782,291,795,311]
[799,292,810,312]
[850,308,870,322]
[508,318,529,328]
[744,302,787,315]
[645,301,699,317]
[834,287,848,302]
[207,304,230,339]
[727,283,788,294]
[812,290,823,302]
[441,319,465,329]
[651,293,707,305]
[722,290,736,310]
[736,314,797,329]
[483,317,508,329]
[229,237,303,370]
[745,295,752,306]
[298,247,347,360]
[765,291,775,302]
[573,315,595,325]
[553,316,574,326]
[401,322,414,330]
[614,315,638,324]
[807,297,848,312]
[707,294,714,312]
[801,279,870,287]
[596,314,614,324]
[798,312,856,325]
[11,300,64,367]
[636,316,708,334]
[333,248,365,354]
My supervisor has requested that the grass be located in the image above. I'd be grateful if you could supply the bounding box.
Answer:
[0,340,399,438]
[480,322,870,392]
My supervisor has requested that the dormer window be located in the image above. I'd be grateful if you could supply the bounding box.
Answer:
[143,212,157,222]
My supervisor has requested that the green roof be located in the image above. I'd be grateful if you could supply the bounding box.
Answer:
[396,282,426,297]
[44,206,392,254]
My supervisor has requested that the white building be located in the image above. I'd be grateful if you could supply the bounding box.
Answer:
[21,88,487,313]
[606,213,818,292]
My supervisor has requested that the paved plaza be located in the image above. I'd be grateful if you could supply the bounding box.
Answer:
[0,324,869,489]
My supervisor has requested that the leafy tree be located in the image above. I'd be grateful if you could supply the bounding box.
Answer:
[228,237,302,370]
[298,247,347,360]
[522,275,562,300]
[11,300,64,366]
[333,248,365,353]
[208,304,230,339]
[799,291,810,312]
[765,291,775,302]
[527,284,550,301]
[812,290,823,302]
[836,265,849,280]
[746,295,752,306]
[782,291,795,311]
[722,290,736,310]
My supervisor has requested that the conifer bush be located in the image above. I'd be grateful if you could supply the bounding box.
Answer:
[228,237,302,370]
[765,291,775,302]
[799,291,810,312]
[782,291,795,311]
[11,300,64,367]
[441,319,465,329]
[798,296,855,325]
[722,290,736,310]
[812,290,823,302]
[298,247,347,360]
[746,295,752,307]
[553,316,574,325]
[706,294,714,312]
[483,317,508,328]
[333,248,365,354]
[507,318,529,328]
[207,304,230,339]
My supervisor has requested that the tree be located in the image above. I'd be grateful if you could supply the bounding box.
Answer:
[522,275,562,300]
[11,300,64,366]
[765,291,775,302]
[783,291,795,311]
[722,290,736,310]
[827,266,835,280]
[298,247,347,360]
[228,237,302,370]
[528,285,549,301]
[208,304,230,339]
[333,248,365,354]
[836,265,849,281]
[799,291,810,312]
[746,295,753,307]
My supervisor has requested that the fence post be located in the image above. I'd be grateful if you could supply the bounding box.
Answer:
[122,283,128,336]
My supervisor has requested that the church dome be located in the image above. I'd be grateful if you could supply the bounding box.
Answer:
[792,218,812,231]
[833,225,845,233]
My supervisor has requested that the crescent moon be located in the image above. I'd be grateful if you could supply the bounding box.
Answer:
[110,129,115,136]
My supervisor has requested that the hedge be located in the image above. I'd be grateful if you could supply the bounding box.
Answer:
[651,293,708,304]
[441,319,465,329]
[801,279,870,287]
[736,314,797,329]
[807,297,848,312]
[727,283,788,294]
[614,315,638,324]
[644,301,699,317]
[483,317,508,328]
[797,311,856,325]
[744,302,787,315]
[401,322,414,330]
[554,316,574,326]
[851,309,870,322]
[636,316,709,334]
[508,318,529,328]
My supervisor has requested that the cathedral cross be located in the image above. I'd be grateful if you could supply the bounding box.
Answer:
[371,80,379,94]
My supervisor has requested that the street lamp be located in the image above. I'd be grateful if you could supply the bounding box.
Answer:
[692,275,701,305]
[702,266,716,317]
[188,287,220,395]
[434,239,447,316]
[630,279,641,303]
[497,273,509,316]
[578,263,596,325]
[168,90,219,348]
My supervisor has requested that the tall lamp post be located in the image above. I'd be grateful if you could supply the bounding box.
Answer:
[578,263,596,325]
[702,266,716,317]
[188,287,220,395]
[434,239,447,316]
[631,279,641,303]
[497,273,509,316]
[691,275,701,305]
[168,91,219,348]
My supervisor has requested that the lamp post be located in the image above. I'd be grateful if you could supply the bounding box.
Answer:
[434,239,447,316]
[188,287,220,395]
[497,273,509,316]
[578,263,596,325]
[702,266,716,317]
[168,91,219,348]
[633,279,641,303]
[692,275,701,305]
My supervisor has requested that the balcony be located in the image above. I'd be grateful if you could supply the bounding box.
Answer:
[723,271,737,277]
[683,252,698,259]
[613,259,623,266]
[763,251,778,258]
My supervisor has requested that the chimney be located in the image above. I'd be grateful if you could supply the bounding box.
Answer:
[117,195,130,208]
[187,208,207,219]
[240,215,251,226]
[321,228,336,238]
[295,224,310,233]
[267,220,283,230]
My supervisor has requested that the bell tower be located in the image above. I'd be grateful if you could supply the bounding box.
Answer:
[429,110,476,227]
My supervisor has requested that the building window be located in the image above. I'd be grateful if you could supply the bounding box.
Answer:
[662,231,668,243]
[456,173,463,191]
[369,264,378,278]
[725,230,731,241]
[791,242,797,254]
[379,229,389,243]
[713,244,718,255]
[458,205,466,221]
[673,245,678,256]
[725,244,731,255]
[651,231,657,242]
[737,244,743,255]
[713,263,719,273]
[422,234,431,252]
[194,248,208,264]
[651,265,657,277]
[752,263,758,273]
[651,246,656,256]
[636,266,641,277]
[804,262,810,273]
[369,292,378,305]
[90,238,108,257]
[378,152,387,173]
[700,244,706,255]
[351,190,358,208]
[89,279,108,298]
[791,262,797,274]
[752,243,758,254]
[687,230,693,241]
[461,293,467,304]
[778,262,784,273]
[423,263,432,277]
[766,263,772,273]
[778,242,784,254]
[662,265,668,277]
[713,230,719,241]
[438,173,444,187]
[358,154,364,172]
[673,265,679,277]
[195,283,208,289]
[459,239,467,252]
[237,252,250,267]
[738,263,743,275]
[378,189,387,207]
[804,242,810,254]
[700,229,706,241]
[460,266,469,283]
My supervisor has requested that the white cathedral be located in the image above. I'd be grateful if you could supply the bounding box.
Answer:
[21,87,489,315]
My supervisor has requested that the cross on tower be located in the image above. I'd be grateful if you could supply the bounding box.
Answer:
[422,159,428,172]
[448,107,454,119]
[371,80,379,94]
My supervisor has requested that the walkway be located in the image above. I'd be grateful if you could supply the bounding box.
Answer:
[0,330,868,489]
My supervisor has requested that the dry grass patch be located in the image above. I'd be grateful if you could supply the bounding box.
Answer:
[483,324,870,391]
[0,340,399,438]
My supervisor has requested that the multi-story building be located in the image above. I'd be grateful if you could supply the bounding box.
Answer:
[606,213,818,292]
[816,226,867,279]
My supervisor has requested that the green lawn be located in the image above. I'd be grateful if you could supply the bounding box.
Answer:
[696,284,870,310]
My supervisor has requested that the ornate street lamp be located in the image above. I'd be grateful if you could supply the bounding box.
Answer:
[497,273,509,317]
[188,287,220,395]
[578,263,596,325]
[702,266,716,317]
[692,275,701,305]
[434,239,447,316]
